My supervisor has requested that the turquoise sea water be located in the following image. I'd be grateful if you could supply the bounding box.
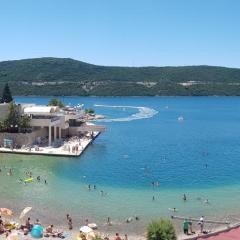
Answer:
[1,96,240,231]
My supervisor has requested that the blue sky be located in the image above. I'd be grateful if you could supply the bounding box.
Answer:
[0,0,240,67]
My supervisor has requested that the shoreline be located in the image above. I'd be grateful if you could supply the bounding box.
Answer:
[1,211,240,240]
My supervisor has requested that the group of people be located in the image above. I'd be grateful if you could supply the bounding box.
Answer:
[183,216,205,235]
[0,166,48,185]
[0,215,65,238]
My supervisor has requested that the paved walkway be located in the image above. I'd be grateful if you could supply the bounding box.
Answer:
[0,132,99,157]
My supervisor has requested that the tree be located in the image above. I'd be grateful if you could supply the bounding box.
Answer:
[2,83,13,103]
[4,101,19,129]
[146,219,177,240]
[48,98,64,108]
[3,102,30,133]
[19,114,31,130]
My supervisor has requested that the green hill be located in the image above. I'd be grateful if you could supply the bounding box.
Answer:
[0,57,240,96]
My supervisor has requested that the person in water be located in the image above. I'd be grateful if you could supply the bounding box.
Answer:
[107,217,111,226]
[66,214,73,230]
[183,193,187,201]
[152,196,155,201]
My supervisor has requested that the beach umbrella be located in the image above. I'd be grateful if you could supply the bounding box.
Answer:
[0,208,13,216]
[79,226,93,234]
[19,206,32,219]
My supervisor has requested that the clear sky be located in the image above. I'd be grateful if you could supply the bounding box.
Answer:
[0,0,240,67]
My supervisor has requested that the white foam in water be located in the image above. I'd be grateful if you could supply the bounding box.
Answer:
[94,104,158,122]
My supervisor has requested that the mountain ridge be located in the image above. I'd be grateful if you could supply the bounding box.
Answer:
[0,57,240,96]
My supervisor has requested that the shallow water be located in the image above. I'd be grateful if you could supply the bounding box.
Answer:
[1,96,240,232]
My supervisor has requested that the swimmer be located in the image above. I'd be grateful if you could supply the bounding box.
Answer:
[204,199,210,204]
[18,178,23,184]
[37,176,40,181]
[169,208,178,212]
[152,196,155,201]
[126,217,133,223]
[135,215,139,221]
[44,180,47,184]
[88,184,91,191]
[100,190,104,196]
[93,185,96,190]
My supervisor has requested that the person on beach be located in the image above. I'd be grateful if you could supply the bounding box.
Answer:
[115,233,121,240]
[199,216,204,233]
[66,214,73,230]
[0,219,5,234]
[124,234,128,240]
[77,230,85,240]
[46,225,54,234]
[85,219,89,226]
[37,176,40,181]
[25,217,32,231]
[189,217,194,234]
[35,219,41,225]
[44,179,47,184]
[93,185,96,190]
[183,219,189,235]
[88,184,91,191]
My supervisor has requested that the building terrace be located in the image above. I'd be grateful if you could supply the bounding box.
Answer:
[0,102,105,157]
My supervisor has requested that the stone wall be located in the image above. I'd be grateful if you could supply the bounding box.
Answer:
[0,128,48,146]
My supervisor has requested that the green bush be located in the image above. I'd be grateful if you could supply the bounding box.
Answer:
[85,108,95,114]
[146,219,177,240]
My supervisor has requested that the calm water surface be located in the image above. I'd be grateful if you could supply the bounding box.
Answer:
[1,96,240,230]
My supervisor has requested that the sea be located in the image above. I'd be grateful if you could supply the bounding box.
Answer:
[1,96,240,234]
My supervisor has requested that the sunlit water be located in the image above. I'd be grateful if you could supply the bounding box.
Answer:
[1,96,240,233]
